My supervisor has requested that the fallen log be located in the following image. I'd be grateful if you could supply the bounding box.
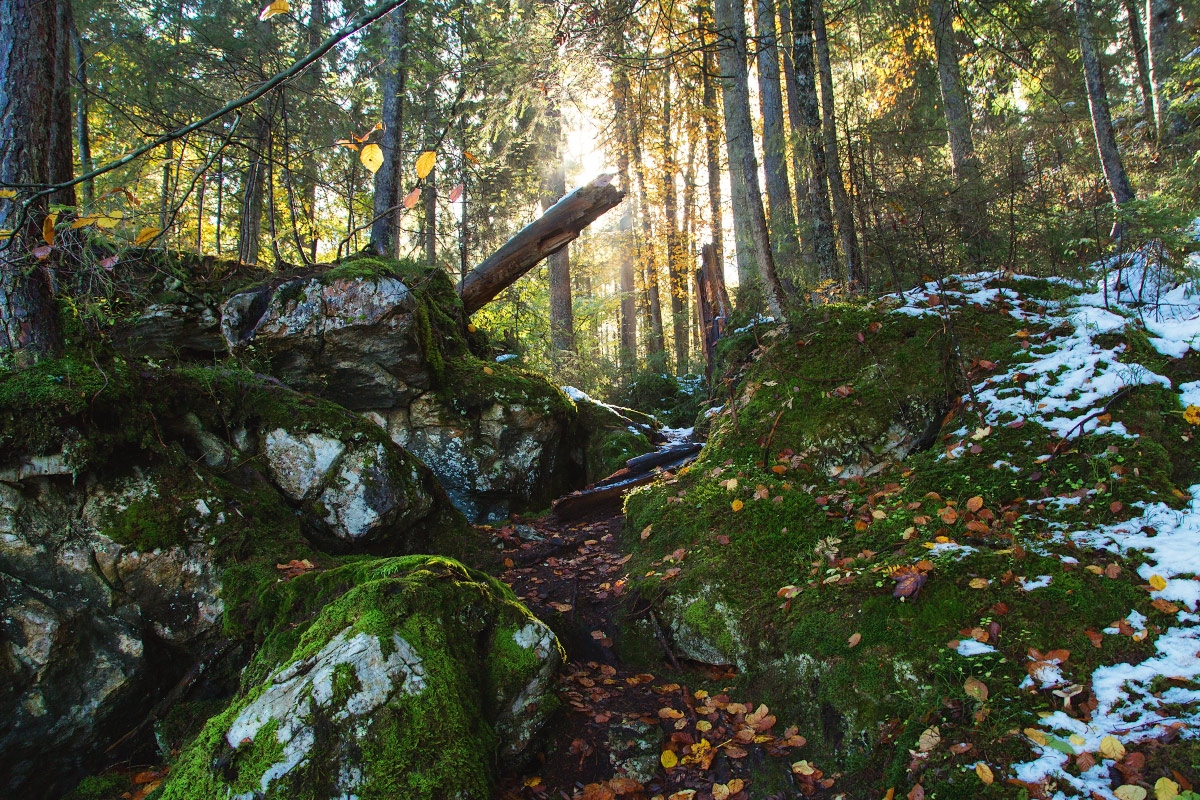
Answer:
[457,174,625,314]
[552,447,701,521]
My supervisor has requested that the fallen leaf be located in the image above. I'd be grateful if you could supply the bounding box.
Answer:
[939,506,959,524]
[964,676,989,702]
[1105,563,1122,579]
[1185,405,1200,426]
[1085,629,1104,648]
[1149,574,1168,591]
[660,749,678,769]
[1099,735,1126,760]
[917,726,941,752]
[731,499,744,512]
[975,762,994,785]
[1152,598,1180,614]
[1155,777,1181,800]
[908,784,925,800]
[1114,786,1147,800]
[848,632,862,648]
[1024,728,1048,746]
[969,577,990,589]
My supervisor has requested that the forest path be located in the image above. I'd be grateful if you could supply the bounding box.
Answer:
[490,499,807,800]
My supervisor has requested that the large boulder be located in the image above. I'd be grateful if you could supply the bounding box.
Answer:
[158,557,563,800]
[0,362,476,798]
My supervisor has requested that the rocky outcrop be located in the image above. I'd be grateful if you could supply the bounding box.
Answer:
[158,557,563,800]
[0,366,474,797]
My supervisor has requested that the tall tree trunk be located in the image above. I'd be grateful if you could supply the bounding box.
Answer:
[300,0,325,260]
[755,0,802,273]
[542,106,573,352]
[1122,0,1155,130]
[700,32,726,293]
[238,116,269,265]
[715,0,786,317]
[160,140,174,231]
[424,166,437,266]
[369,3,407,256]
[70,22,93,204]
[1076,0,1136,234]
[0,0,65,362]
[631,107,665,358]
[613,66,638,369]
[1146,0,1173,142]
[778,2,813,267]
[789,0,837,282]
[661,73,688,374]
[813,0,864,289]
[929,0,988,258]
[49,0,75,208]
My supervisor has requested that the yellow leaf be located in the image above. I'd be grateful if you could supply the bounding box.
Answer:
[696,719,712,732]
[660,749,678,769]
[727,779,744,794]
[975,762,994,785]
[258,0,289,20]
[360,143,384,174]
[731,499,744,512]
[1115,786,1147,800]
[466,323,477,333]
[1155,777,1180,800]
[1024,728,1048,746]
[969,578,990,589]
[1069,734,1086,746]
[712,785,730,800]
[482,366,493,375]
[134,227,162,246]
[42,213,57,245]
[402,187,422,209]
[70,216,97,229]
[96,210,123,229]
[415,150,437,179]
[1184,405,1200,426]
[1099,734,1126,760]
[0,188,16,198]
[1149,574,1168,591]
[883,791,895,800]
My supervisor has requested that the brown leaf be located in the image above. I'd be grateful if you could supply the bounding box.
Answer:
[908,784,925,800]
[1105,562,1122,579]
[891,565,928,598]
[1085,629,1104,648]
[939,506,959,524]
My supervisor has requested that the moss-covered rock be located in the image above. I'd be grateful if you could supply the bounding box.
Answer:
[0,359,478,797]
[158,556,563,800]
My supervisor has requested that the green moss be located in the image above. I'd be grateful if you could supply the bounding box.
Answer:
[322,255,427,284]
[64,773,133,800]
[160,556,558,800]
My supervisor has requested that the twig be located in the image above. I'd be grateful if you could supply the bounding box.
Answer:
[648,609,683,673]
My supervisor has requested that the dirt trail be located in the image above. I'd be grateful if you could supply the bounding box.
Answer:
[489,504,814,800]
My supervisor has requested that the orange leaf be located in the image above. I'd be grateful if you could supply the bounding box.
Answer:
[448,182,464,202]
[402,187,422,209]
[966,496,984,513]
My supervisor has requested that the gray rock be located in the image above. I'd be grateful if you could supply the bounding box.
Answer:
[263,428,346,502]
[607,718,664,784]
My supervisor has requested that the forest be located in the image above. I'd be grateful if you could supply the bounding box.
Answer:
[2,0,1200,797]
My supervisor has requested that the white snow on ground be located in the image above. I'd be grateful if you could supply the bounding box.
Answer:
[660,426,695,445]
[889,236,1200,798]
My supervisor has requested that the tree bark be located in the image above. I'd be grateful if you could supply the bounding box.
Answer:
[70,23,93,205]
[1122,0,1155,130]
[424,166,438,266]
[715,0,786,317]
[755,0,802,273]
[369,3,407,257]
[631,106,665,358]
[542,107,573,352]
[1146,0,1173,142]
[661,73,688,374]
[778,2,813,267]
[929,0,989,258]
[789,0,838,282]
[49,0,75,208]
[457,175,624,315]
[813,0,864,289]
[237,115,269,265]
[1075,0,1136,229]
[701,33,726,295]
[0,0,65,362]
[612,66,638,368]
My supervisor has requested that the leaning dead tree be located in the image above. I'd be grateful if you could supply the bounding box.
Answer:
[457,174,624,314]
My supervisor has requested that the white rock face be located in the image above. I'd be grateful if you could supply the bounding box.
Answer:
[319,443,398,541]
[495,620,563,760]
[264,429,347,502]
[226,627,426,797]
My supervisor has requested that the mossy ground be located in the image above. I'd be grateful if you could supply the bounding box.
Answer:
[620,286,1200,797]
